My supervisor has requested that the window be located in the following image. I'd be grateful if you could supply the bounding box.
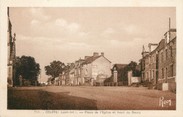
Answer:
[161,52,164,62]
[170,46,173,57]
[170,64,173,77]
[85,69,88,75]
[152,70,154,79]
[165,49,168,60]
[162,68,164,79]
[142,73,145,79]
[146,58,149,65]
[8,67,11,77]
[165,67,168,79]
[150,70,151,79]
[78,69,80,75]
[149,57,151,64]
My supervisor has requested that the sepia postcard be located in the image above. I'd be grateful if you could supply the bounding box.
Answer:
[0,0,183,117]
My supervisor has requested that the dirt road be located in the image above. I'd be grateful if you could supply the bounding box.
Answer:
[8,86,176,110]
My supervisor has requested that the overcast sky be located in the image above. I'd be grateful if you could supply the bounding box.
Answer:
[9,7,176,82]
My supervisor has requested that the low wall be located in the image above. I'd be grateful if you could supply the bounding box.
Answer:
[131,77,141,84]
[156,82,176,93]
[104,81,128,86]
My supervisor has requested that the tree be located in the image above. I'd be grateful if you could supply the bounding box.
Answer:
[45,61,65,80]
[120,61,141,82]
[14,56,40,86]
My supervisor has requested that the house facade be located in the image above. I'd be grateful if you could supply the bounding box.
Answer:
[65,52,112,86]
[82,52,111,85]
[140,28,176,90]
[141,43,159,85]
[158,29,176,84]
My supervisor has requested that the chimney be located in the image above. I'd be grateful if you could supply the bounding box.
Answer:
[101,52,104,56]
[148,43,151,52]
[93,52,99,57]
[7,7,9,17]
[148,43,158,53]
[85,56,90,59]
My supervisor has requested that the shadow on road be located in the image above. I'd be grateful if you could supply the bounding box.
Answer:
[8,88,97,110]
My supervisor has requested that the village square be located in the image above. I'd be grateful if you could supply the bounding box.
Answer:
[7,7,176,110]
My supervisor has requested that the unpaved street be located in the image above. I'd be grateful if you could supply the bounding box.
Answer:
[8,86,176,110]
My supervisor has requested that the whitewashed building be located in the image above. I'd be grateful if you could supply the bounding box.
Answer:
[66,52,112,86]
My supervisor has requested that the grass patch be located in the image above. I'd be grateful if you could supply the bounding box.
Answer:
[8,88,97,110]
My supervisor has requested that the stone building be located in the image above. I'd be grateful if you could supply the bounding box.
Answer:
[140,28,176,91]
[68,63,75,85]
[73,59,85,85]
[158,29,176,84]
[81,52,111,85]
[7,7,16,87]
[65,52,112,86]
[141,43,159,84]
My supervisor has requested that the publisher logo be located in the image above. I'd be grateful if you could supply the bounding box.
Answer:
[159,96,172,107]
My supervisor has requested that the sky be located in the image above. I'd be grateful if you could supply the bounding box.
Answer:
[9,7,176,82]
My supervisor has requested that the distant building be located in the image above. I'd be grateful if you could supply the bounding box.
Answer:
[71,59,85,85]
[65,52,112,86]
[68,63,75,85]
[82,52,111,85]
[140,28,176,91]
[7,7,16,87]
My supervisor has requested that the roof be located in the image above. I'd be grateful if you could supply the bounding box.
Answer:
[149,39,165,55]
[75,59,85,68]
[69,69,75,74]
[157,39,165,51]
[82,55,111,65]
[83,56,101,64]
[143,39,165,58]
[164,28,176,36]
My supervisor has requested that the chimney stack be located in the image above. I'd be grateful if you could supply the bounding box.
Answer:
[93,52,99,57]
[85,56,90,59]
[101,52,104,56]
[148,43,151,52]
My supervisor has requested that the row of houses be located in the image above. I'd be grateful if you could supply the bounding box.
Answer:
[52,52,112,86]
[51,53,142,87]
[140,28,176,91]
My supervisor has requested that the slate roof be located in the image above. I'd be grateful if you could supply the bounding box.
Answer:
[82,55,111,65]
[143,39,165,58]
[83,56,101,64]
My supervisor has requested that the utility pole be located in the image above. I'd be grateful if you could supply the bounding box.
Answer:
[169,17,171,41]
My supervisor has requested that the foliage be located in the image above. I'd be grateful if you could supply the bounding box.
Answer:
[14,56,40,86]
[45,60,65,80]
[119,61,141,82]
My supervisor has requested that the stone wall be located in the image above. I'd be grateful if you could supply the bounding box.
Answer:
[91,56,111,81]
[158,38,176,84]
